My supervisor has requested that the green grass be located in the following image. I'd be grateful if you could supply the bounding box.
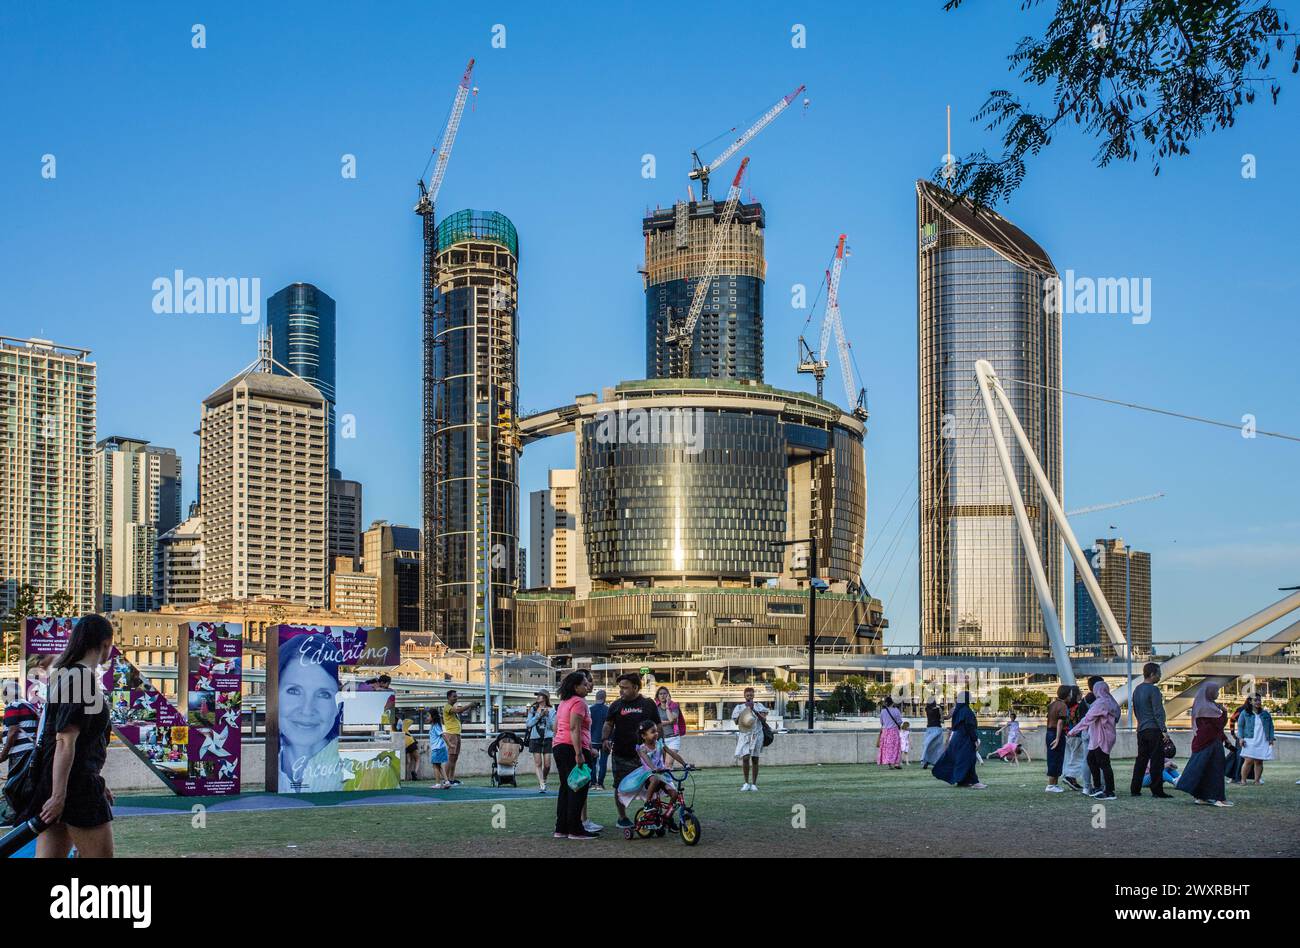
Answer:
[110,761,1300,858]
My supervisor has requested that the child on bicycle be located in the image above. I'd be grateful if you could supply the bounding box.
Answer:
[616,719,690,809]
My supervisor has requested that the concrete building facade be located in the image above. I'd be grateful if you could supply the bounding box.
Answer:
[157,507,203,607]
[0,336,97,616]
[528,468,576,590]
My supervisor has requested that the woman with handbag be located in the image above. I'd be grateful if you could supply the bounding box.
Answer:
[20,614,117,858]
[552,671,597,840]
[877,696,904,768]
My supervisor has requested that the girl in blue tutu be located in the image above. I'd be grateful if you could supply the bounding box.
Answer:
[617,719,690,809]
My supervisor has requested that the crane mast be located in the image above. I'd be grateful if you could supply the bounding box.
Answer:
[689,84,804,199]
[666,157,750,376]
[798,234,864,417]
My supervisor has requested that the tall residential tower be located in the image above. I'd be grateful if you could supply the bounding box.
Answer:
[916,181,1063,657]
[423,210,520,650]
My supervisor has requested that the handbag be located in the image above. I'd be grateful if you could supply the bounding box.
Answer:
[760,714,775,748]
[1161,734,1177,760]
[2,703,48,820]
[566,761,592,792]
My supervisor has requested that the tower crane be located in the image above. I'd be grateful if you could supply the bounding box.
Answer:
[414,57,475,220]
[689,83,805,200]
[798,234,867,419]
[1065,492,1166,517]
[665,158,749,375]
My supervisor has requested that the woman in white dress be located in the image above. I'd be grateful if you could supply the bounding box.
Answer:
[731,687,768,792]
[1238,694,1275,784]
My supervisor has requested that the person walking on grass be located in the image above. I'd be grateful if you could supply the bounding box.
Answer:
[588,689,610,791]
[1068,680,1119,800]
[877,695,903,769]
[920,696,945,770]
[552,671,598,840]
[427,707,451,789]
[731,686,768,791]
[1130,662,1172,799]
[1238,694,1275,785]
[602,673,660,829]
[932,691,986,789]
[525,691,556,793]
[1044,685,1069,793]
[654,686,686,752]
[1174,682,1234,807]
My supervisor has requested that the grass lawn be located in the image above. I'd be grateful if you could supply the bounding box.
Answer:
[111,760,1300,858]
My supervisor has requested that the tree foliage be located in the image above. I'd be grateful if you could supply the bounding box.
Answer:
[938,0,1298,207]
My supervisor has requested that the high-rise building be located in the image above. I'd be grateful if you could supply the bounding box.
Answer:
[528,468,576,589]
[158,506,203,607]
[199,360,329,606]
[329,555,379,626]
[916,180,1063,657]
[643,199,766,380]
[93,436,182,612]
[516,547,526,590]
[1075,538,1152,658]
[0,336,97,616]
[423,209,520,650]
[363,521,422,634]
[328,477,363,566]
[266,283,338,473]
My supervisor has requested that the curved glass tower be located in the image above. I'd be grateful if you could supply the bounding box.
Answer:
[267,283,337,473]
[424,210,520,651]
[916,180,1062,657]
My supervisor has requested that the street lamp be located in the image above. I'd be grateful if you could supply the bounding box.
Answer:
[1125,541,1133,729]
[777,536,819,732]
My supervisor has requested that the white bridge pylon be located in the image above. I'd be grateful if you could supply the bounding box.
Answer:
[974,360,1129,687]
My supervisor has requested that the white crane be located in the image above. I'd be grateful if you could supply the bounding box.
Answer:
[1065,492,1166,517]
[666,157,749,374]
[798,235,867,418]
[414,58,475,217]
[689,84,805,200]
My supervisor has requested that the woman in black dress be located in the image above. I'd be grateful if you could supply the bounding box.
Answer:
[27,614,117,857]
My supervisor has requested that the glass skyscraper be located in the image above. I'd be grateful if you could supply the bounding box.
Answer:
[267,283,337,473]
[916,180,1062,657]
[643,200,766,381]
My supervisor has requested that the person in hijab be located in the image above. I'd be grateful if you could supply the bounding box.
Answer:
[931,691,986,789]
[1061,685,1090,792]
[1174,682,1234,807]
[877,695,904,768]
[1067,679,1119,800]
[920,696,946,769]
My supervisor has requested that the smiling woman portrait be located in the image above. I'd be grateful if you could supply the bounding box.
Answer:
[276,633,344,793]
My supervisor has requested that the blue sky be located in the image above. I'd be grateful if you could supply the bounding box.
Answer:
[3,2,1297,648]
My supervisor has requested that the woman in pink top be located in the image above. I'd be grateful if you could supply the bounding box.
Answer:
[655,686,686,752]
[1068,680,1120,800]
[553,671,596,840]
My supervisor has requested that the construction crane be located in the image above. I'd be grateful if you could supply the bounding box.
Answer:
[689,83,805,200]
[414,57,475,219]
[1065,492,1166,517]
[665,158,749,374]
[798,234,867,418]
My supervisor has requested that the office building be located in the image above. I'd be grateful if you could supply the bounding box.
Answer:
[158,506,203,607]
[363,521,422,634]
[199,356,329,606]
[643,199,765,381]
[93,436,182,611]
[329,555,379,626]
[1075,538,1152,658]
[528,468,576,589]
[328,477,363,566]
[266,283,338,472]
[915,180,1063,657]
[0,336,97,615]
[423,209,520,649]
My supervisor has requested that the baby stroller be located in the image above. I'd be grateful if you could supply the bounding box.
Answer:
[486,731,525,787]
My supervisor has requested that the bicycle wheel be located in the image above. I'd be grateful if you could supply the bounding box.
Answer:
[678,812,701,846]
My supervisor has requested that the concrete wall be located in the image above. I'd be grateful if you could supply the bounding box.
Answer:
[7,728,1292,794]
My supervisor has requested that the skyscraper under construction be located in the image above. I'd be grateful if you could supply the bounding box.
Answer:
[643,199,766,380]
[422,209,520,651]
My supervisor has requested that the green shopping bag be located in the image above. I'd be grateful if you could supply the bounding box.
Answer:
[567,762,592,792]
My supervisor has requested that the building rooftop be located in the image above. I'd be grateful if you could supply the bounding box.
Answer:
[915,179,1055,274]
[204,368,325,408]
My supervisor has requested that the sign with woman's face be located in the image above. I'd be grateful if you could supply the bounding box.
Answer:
[279,656,340,754]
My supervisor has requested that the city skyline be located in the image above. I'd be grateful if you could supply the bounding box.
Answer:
[3,3,1297,648]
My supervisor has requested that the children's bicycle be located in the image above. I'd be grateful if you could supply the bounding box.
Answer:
[624,766,701,846]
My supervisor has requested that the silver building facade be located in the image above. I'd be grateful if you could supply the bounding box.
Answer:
[916,181,1063,657]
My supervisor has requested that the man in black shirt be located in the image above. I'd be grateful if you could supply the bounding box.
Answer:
[601,673,660,828]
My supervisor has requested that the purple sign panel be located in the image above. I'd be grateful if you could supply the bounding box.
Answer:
[21,617,242,796]
[266,624,401,794]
